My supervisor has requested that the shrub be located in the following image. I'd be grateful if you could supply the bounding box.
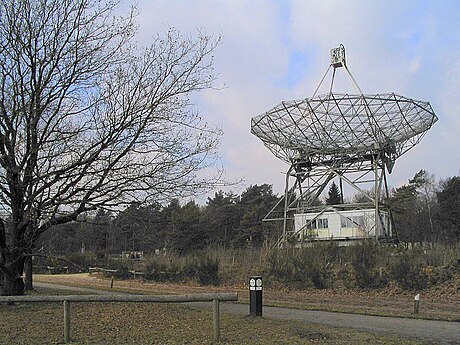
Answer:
[427,266,452,286]
[145,260,168,281]
[142,253,220,286]
[105,259,130,279]
[320,241,341,263]
[266,250,298,287]
[309,265,329,289]
[196,258,219,286]
[144,259,182,282]
[65,252,97,272]
[300,247,331,289]
[350,240,384,289]
[266,248,332,289]
[338,265,355,289]
[390,253,428,290]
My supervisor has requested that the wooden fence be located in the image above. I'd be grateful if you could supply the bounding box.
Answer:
[0,292,238,343]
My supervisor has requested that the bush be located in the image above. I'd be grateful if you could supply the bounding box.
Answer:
[104,259,130,279]
[143,253,220,286]
[338,265,355,289]
[427,266,452,286]
[309,265,329,289]
[321,241,341,263]
[350,240,387,289]
[65,252,98,272]
[196,258,219,286]
[144,260,181,282]
[267,251,297,287]
[266,247,332,289]
[390,253,428,290]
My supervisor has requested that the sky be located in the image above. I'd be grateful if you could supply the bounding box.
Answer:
[129,0,460,200]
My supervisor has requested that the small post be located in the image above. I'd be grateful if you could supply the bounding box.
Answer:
[110,276,114,288]
[249,276,263,317]
[213,299,220,342]
[414,293,420,314]
[63,300,71,343]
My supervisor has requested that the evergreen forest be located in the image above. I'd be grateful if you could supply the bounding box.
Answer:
[37,170,460,256]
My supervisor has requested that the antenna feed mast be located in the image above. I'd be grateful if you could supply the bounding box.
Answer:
[330,44,346,68]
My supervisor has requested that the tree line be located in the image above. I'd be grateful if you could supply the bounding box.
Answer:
[37,171,460,257]
[38,184,280,256]
[389,170,460,244]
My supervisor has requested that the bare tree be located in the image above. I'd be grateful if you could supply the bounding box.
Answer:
[0,0,223,295]
[409,170,437,243]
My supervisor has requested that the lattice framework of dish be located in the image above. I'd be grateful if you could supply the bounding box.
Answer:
[251,92,437,171]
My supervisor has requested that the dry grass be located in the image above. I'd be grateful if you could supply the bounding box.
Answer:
[35,273,460,321]
[0,287,427,345]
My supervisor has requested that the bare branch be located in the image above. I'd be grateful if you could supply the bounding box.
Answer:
[0,0,224,294]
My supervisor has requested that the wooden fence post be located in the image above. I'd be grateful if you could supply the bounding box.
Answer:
[64,299,71,343]
[213,299,220,342]
[414,293,420,314]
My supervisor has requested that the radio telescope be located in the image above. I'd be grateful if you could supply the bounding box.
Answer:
[251,45,438,246]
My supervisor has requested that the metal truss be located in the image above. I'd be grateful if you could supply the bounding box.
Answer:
[250,45,438,246]
[267,150,392,247]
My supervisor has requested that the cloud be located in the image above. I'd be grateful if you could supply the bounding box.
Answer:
[131,0,460,198]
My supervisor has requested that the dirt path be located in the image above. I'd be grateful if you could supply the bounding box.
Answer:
[34,281,460,345]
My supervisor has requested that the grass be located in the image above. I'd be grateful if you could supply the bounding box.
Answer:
[0,288,428,345]
[34,273,460,322]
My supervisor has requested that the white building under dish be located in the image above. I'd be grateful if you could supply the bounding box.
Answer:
[294,208,391,242]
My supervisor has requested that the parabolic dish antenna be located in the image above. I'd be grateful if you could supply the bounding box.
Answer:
[251,44,438,172]
[250,45,438,246]
[251,92,437,172]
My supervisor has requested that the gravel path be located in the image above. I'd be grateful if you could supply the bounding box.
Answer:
[35,282,460,345]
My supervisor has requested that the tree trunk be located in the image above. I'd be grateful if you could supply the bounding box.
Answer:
[1,264,25,296]
[24,255,33,291]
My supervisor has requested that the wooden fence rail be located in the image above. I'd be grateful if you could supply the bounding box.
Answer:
[0,293,238,343]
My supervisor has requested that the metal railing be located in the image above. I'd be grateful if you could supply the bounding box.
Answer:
[0,292,238,343]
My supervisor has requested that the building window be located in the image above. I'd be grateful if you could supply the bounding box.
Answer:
[353,216,364,227]
[341,215,364,228]
[307,217,328,229]
[317,218,328,228]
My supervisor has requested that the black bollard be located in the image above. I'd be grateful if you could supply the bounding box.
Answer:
[249,276,263,316]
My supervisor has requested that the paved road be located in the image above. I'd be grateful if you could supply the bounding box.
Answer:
[34,282,460,345]
[188,301,460,345]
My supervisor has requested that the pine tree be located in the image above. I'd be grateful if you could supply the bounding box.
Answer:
[326,182,342,205]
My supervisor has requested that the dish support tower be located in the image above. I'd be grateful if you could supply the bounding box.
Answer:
[265,46,394,246]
